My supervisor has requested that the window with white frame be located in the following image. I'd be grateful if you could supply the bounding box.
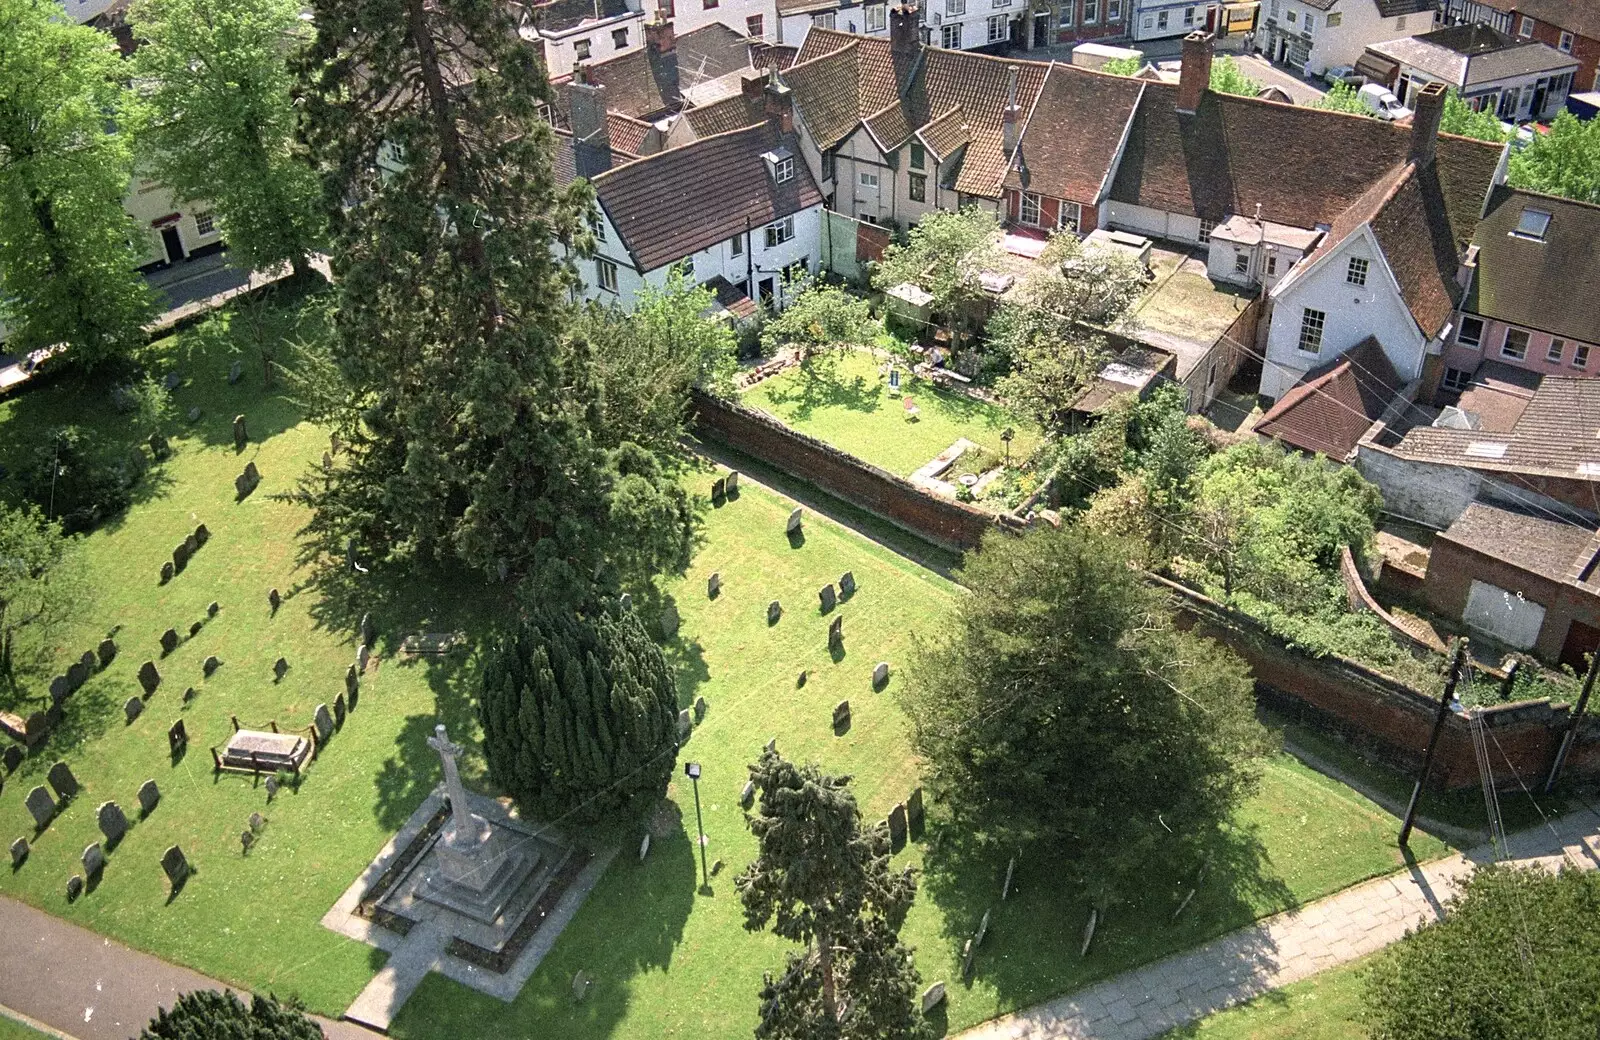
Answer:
[596,257,618,292]
[612,27,628,47]
[773,155,795,183]
[1547,338,1565,363]
[1501,327,1530,360]
[1346,256,1368,286]
[1265,252,1278,277]
[946,0,965,15]
[574,38,591,59]
[1106,0,1120,20]
[1304,13,1314,31]
[1234,251,1249,276]
[1058,2,1074,26]
[1518,14,1534,36]
[993,0,1012,9]
[1298,308,1325,354]
[1559,30,1574,52]
[1157,10,1168,28]
[909,173,927,202]
[910,142,926,169]
[813,10,835,27]
[731,233,744,256]
[941,21,963,46]
[1198,218,1216,244]
[747,13,764,35]
[1057,200,1081,233]
[1441,367,1474,391]
[1576,344,1591,369]
[987,13,1008,40]
[1183,7,1193,26]
[1457,315,1484,347]
[765,215,796,247]
[865,3,886,30]
[1142,14,1152,28]
[859,170,879,189]
[1019,192,1041,226]
[589,212,606,242]
[195,211,215,236]
[1286,8,1295,22]
[1082,0,1096,23]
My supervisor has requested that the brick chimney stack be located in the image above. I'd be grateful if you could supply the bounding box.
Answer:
[1002,64,1021,158]
[1176,31,1214,115]
[890,3,921,56]
[570,77,613,178]
[646,12,675,55]
[1409,81,1446,168]
[764,68,793,135]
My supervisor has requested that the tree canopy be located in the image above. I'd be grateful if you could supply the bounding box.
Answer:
[141,991,322,1040]
[1208,56,1261,97]
[0,0,155,368]
[761,282,877,360]
[900,525,1270,906]
[1509,110,1600,204]
[0,502,83,680]
[872,208,1001,345]
[479,605,679,830]
[130,0,325,276]
[1439,89,1509,142]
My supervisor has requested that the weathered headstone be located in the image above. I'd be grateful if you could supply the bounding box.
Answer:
[66,874,84,901]
[693,696,707,721]
[268,588,281,613]
[922,982,947,1014]
[240,829,255,854]
[25,786,55,829]
[907,787,925,837]
[249,811,265,833]
[3,745,21,773]
[360,613,376,648]
[888,803,908,849]
[264,775,279,801]
[9,837,27,867]
[148,433,169,460]
[638,833,651,861]
[79,649,97,674]
[188,621,202,638]
[572,970,591,1003]
[164,371,182,391]
[97,638,116,668]
[1001,855,1016,901]
[194,524,210,547]
[159,628,179,656]
[330,431,341,455]
[334,693,347,728]
[707,572,721,598]
[82,842,105,877]
[786,508,803,534]
[160,844,188,888]
[726,471,740,494]
[618,592,633,611]
[740,780,755,807]
[137,779,160,816]
[172,542,190,573]
[167,720,187,755]
[123,697,144,724]
[345,664,359,697]
[138,661,161,696]
[47,762,78,800]
[313,704,334,741]
[840,571,856,597]
[873,661,890,688]
[65,661,88,692]
[356,644,370,673]
[233,414,248,450]
[832,700,851,732]
[181,686,196,703]
[160,561,174,584]
[796,670,806,687]
[321,451,332,474]
[187,406,201,423]
[228,360,243,384]
[677,709,692,740]
[659,604,680,640]
[206,600,219,617]
[183,533,199,558]
[49,675,69,703]
[202,655,219,677]
[829,615,843,649]
[765,738,777,753]
[819,584,836,612]
[273,657,289,681]
[767,600,782,624]
[97,803,128,844]
[974,908,991,949]
[711,476,726,501]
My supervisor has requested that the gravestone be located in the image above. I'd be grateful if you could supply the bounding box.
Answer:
[79,649,97,673]
[828,615,843,649]
[123,697,144,724]
[313,704,334,741]
[618,593,633,612]
[873,662,890,688]
[725,471,739,494]
[273,657,289,681]
[711,477,726,501]
[888,803,908,849]
[232,414,248,450]
[138,661,161,696]
[1002,855,1016,901]
[740,780,755,807]
[137,779,160,815]
[25,786,56,829]
[97,639,116,667]
[819,584,836,612]
[796,670,806,687]
[707,572,721,598]
[922,981,946,1014]
[206,601,219,617]
[67,874,83,901]
[840,571,856,597]
[334,693,347,728]
[974,908,991,949]
[195,524,209,547]
[187,407,201,423]
[268,588,281,612]
[832,700,851,732]
[4,745,21,773]
[889,368,902,391]
[677,709,692,741]
[264,775,279,801]
[345,664,359,697]
[10,837,27,868]
[159,628,179,656]
[240,829,255,854]
[907,787,925,837]
[348,684,359,711]
[181,686,196,703]
[638,833,650,861]
[659,604,680,640]
[572,971,591,1003]
[164,372,181,391]
[361,613,376,648]
[765,738,777,753]
[167,720,187,755]
[189,621,202,638]
[356,644,370,673]
[228,360,243,384]
[768,600,782,624]
[65,661,88,692]
[330,431,341,455]
[249,811,265,834]
[148,433,169,460]
[49,676,69,703]
[82,842,105,877]
[202,655,219,677]
[160,845,189,888]
[160,561,174,584]
[786,508,803,534]
[321,451,332,474]
[693,696,707,722]
[172,542,190,572]
[47,762,79,799]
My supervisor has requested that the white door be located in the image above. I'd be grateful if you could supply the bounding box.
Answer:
[1463,579,1546,650]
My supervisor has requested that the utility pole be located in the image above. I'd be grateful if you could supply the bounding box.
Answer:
[1543,650,1599,793]
[1400,639,1469,849]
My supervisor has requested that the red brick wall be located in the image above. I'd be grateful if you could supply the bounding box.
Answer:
[1424,536,1600,667]
[1525,20,1599,98]
[1002,190,1099,234]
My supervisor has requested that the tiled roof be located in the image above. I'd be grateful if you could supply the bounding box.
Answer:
[705,275,759,318]
[1004,64,1144,204]
[1256,336,1405,460]
[864,101,914,149]
[1368,160,1468,338]
[1438,501,1596,584]
[558,24,755,120]
[1368,24,1577,87]
[751,42,801,72]
[917,105,970,160]
[1467,186,1600,346]
[519,0,633,35]
[607,112,653,156]
[682,91,767,138]
[783,42,862,150]
[1390,374,1600,479]
[777,0,838,14]
[907,48,1050,197]
[1500,0,1600,40]
[593,124,823,271]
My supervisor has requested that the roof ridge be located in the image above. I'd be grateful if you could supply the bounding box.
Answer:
[589,121,766,181]
[784,36,859,76]
[1499,183,1600,214]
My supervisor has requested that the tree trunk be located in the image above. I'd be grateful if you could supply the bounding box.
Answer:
[817,928,837,1022]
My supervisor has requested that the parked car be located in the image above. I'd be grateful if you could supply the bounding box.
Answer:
[1322,64,1365,87]
[1358,83,1411,121]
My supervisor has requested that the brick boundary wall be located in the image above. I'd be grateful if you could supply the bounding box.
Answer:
[690,389,1021,553]
[1339,546,1445,656]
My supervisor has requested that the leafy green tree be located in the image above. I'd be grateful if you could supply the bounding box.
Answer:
[128,373,175,441]
[1100,55,1143,76]
[761,282,877,360]
[900,525,1270,908]
[990,232,1146,433]
[0,503,83,680]
[0,0,155,369]
[1310,81,1369,116]
[1439,89,1508,142]
[479,605,679,830]
[1509,109,1600,204]
[1365,865,1600,1040]
[20,426,136,534]
[1209,56,1261,97]
[872,208,1001,350]
[141,991,322,1040]
[737,749,923,1035]
[295,0,691,602]
[130,0,325,276]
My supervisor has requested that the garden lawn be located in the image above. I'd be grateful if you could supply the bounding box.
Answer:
[739,349,1039,477]
[0,1015,54,1040]
[1160,954,1374,1039]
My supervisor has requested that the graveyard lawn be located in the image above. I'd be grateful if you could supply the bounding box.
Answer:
[1158,954,1374,1040]
[385,477,1449,1040]
[0,1016,54,1040]
[739,348,1039,478]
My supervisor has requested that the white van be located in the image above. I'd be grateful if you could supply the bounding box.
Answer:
[1358,83,1412,121]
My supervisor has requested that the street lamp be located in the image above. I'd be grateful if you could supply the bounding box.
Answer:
[685,761,710,891]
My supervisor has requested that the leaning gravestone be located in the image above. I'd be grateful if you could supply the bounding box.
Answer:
[832,700,851,732]
[181,686,196,703]
[164,372,181,391]
[47,762,79,799]
[232,414,248,450]
[227,360,243,385]
[740,780,755,807]
[137,779,160,816]
[345,665,359,697]
[619,592,633,611]
[922,982,947,1014]
[172,542,190,573]
[321,451,332,474]
[356,644,370,673]
[873,662,890,688]
[264,775,279,801]
[572,971,591,1003]
[314,704,334,741]
[829,615,843,649]
[66,874,83,901]
[768,600,782,624]
[49,676,69,703]
[693,696,707,722]
[82,842,105,877]
[676,709,691,741]
[160,845,189,888]
[273,657,289,681]
[97,638,116,668]
[797,670,807,687]
[240,829,255,854]
[659,604,680,640]
[186,406,201,423]
[334,693,347,728]
[167,720,187,755]
[786,508,803,534]
[98,802,128,846]
[249,812,265,833]
[638,833,650,862]
[202,655,220,678]
[65,661,88,692]
[268,588,281,612]
[9,837,27,868]
[124,697,144,724]
[4,745,21,773]
[819,584,836,612]
[206,600,219,617]
[138,661,161,696]
[888,803,908,849]
[840,571,856,597]
[361,613,376,648]
[183,533,198,557]
[711,476,726,501]
[907,787,925,837]
[707,572,721,598]
[188,621,202,638]
[726,471,740,494]
[159,561,174,584]
[25,786,56,829]
[159,628,179,656]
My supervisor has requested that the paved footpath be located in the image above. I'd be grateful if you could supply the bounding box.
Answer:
[0,896,380,1040]
[958,802,1600,1040]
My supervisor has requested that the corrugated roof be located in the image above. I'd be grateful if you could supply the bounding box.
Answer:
[1256,336,1405,459]
[1467,185,1600,346]
[1391,374,1600,478]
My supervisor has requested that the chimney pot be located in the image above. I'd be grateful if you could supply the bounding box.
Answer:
[570,79,613,178]
[1002,65,1021,158]
[1176,31,1214,115]
[646,13,675,55]
[764,76,793,135]
[1409,82,1446,168]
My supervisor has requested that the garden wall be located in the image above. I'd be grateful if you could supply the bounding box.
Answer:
[689,390,1018,553]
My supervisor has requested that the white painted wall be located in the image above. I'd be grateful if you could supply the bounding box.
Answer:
[655,0,779,40]
[125,174,224,269]
[539,12,648,78]
[1104,201,1205,245]
[1132,0,1212,42]
[929,0,1016,51]
[1263,0,1433,75]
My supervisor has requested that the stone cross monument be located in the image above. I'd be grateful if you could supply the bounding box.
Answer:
[429,723,491,855]
[419,722,534,923]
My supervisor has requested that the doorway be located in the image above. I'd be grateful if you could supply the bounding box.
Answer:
[758,277,775,310]
[160,226,185,264]
[1033,12,1049,47]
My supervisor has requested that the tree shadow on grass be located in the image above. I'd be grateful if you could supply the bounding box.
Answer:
[759,354,883,424]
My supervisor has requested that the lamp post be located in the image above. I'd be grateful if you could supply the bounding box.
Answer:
[685,761,710,891]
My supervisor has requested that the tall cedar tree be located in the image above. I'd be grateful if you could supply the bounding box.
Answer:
[0,0,155,369]
[141,991,322,1040]
[130,0,326,277]
[900,525,1271,908]
[479,606,678,829]
[737,749,926,1038]
[295,0,690,602]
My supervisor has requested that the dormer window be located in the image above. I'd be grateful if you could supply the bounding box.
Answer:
[1513,208,1551,241]
[763,149,795,184]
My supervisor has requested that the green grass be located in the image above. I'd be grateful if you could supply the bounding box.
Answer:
[0,1014,57,1040]
[739,349,1038,478]
[1160,955,1375,1039]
